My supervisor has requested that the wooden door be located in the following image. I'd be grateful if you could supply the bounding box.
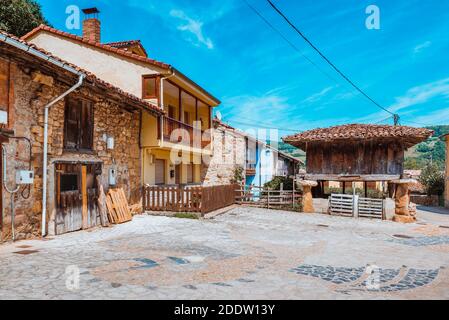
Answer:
[155,159,165,185]
[55,163,83,235]
[175,165,181,185]
[55,163,101,235]
[187,164,193,184]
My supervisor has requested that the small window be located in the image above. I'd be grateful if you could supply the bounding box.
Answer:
[143,76,158,99]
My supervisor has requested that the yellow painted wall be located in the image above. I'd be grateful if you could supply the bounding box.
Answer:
[143,148,201,185]
[141,112,160,148]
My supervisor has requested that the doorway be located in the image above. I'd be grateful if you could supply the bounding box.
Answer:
[55,162,102,235]
[155,159,165,185]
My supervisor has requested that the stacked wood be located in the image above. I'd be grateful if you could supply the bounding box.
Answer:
[105,188,133,224]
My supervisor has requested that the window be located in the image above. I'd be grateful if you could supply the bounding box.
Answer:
[64,98,93,151]
[142,75,158,99]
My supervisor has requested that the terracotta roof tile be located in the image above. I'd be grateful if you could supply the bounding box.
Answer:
[283,124,434,149]
[22,25,171,69]
[22,25,221,105]
[1,30,163,115]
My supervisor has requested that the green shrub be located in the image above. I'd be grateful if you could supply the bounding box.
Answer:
[174,213,199,220]
[264,176,294,191]
[420,163,445,196]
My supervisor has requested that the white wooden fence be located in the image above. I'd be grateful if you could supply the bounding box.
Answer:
[329,194,384,220]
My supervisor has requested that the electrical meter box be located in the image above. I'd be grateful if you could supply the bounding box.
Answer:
[109,168,117,186]
[16,170,34,185]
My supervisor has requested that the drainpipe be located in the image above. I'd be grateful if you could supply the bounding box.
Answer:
[41,75,84,236]
[0,34,86,237]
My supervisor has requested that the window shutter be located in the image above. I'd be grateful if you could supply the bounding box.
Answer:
[64,99,81,150]
[80,100,93,150]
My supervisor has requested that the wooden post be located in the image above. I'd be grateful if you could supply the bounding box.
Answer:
[81,165,88,230]
[298,180,318,213]
[392,179,417,223]
[267,190,270,209]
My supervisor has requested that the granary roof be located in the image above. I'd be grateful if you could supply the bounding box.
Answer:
[283,124,434,150]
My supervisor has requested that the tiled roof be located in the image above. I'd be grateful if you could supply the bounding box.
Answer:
[22,25,221,105]
[1,30,163,115]
[104,40,148,57]
[283,124,434,149]
[22,25,170,69]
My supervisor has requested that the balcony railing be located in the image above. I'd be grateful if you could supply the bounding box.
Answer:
[162,116,211,149]
[246,163,257,176]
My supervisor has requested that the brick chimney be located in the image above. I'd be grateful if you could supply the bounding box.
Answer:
[82,7,101,43]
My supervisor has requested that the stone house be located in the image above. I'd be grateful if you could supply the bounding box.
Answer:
[0,31,162,241]
[22,8,221,187]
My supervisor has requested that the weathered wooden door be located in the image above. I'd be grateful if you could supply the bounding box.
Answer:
[55,163,102,235]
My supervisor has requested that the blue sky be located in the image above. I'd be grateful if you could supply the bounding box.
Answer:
[36,0,449,136]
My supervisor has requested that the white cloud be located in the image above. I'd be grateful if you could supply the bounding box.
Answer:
[413,41,432,54]
[356,78,449,123]
[170,10,214,49]
[301,86,334,104]
[410,106,449,125]
[389,78,449,112]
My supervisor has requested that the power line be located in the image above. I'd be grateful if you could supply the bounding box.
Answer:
[374,116,394,125]
[242,0,340,85]
[226,119,302,132]
[266,0,399,124]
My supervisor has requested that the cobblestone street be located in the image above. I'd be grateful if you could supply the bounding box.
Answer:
[1,207,449,300]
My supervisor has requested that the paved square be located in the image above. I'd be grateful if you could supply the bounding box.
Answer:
[1,207,449,300]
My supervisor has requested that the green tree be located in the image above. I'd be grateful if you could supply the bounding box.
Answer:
[0,0,50,37]
[419,162,445,196]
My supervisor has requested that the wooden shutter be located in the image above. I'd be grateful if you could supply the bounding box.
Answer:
[187,164,193,184]
[155,159,165,185]
[64,98,93,151]
[64,99,81,150]
[0,60,8,112]
[80,100,93,150]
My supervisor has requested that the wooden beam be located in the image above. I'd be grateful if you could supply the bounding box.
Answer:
[305,174,401,182]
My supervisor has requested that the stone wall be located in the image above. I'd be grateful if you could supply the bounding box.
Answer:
[410,195,441,207]
[0,62,141,241]
[201,123,246,186]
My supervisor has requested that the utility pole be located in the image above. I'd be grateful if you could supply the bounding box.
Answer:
[394,114,400,126]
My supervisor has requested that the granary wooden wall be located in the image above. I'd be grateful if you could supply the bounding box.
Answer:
[306,140,405,176]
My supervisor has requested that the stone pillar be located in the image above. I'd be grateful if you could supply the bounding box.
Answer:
[298,180,318,213]
[392,179,417,223]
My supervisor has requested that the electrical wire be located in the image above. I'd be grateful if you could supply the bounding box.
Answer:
[243,0,340,85]
[266,0,398,122]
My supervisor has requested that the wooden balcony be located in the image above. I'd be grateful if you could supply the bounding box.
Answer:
[161,116,211,149]
[246,164,257,176]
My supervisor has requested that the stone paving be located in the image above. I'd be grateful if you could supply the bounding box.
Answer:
[1,206,449,300]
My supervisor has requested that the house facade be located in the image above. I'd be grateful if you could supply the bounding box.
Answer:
[0,31,162,241]
[23,9,220,187]
[211,120,300,187]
